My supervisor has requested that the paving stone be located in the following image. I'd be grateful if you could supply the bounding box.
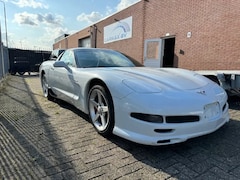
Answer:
[1,75,240,179]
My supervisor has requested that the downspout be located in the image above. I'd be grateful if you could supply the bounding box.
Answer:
[65,37,68,49]
[142,0,149,64]
[90,25,97,48]
[94,25,97,48]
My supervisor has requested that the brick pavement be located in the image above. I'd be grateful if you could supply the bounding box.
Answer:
[1,74,240,180]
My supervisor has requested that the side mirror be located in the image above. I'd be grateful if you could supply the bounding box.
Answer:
[53,61,71,72]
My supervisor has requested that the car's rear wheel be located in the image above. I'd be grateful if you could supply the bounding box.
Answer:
[18,71,25,75]
[41,73,53,100]
[88,85,114,136]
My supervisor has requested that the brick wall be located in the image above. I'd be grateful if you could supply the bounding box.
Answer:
[53,27,90,49]
[94,2,144,62]
[53,0,240,70]
[143,0,240,70]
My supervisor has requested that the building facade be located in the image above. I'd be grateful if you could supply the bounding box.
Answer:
[53,0,240,70]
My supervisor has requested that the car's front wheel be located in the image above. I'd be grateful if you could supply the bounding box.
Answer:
[88,85,114,136]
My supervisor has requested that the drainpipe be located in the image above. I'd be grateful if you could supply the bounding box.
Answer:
[142,0,148,64]
[90,25,98,48]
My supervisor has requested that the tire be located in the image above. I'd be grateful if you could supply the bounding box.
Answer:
[41,73,53,100]
[88,85,114,136]
[18,71,25,75]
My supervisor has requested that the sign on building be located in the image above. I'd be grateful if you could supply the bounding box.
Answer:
[104,16,132,44]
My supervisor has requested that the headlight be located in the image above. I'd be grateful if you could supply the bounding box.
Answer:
[213,84,227,102]
[214,84,225,95]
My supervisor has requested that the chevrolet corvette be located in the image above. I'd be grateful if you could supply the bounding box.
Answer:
[39,48,229,145]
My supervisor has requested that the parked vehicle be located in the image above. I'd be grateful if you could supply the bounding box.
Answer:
[48,49,65,60]
[39,48,229,145]
[9,48,51,75]
[10,57,30,75]
[197,70,240,97]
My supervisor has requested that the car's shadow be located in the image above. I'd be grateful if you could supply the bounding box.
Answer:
[51,96,240,179]
[51,98,90,121]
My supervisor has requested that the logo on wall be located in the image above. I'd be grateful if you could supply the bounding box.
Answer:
[104,16,132,44]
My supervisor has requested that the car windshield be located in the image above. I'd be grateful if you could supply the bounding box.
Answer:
[74,49,143,68]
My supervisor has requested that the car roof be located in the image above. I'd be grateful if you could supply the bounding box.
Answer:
[69,47,115,52]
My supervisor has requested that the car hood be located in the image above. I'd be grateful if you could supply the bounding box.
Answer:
[112,67,209,91]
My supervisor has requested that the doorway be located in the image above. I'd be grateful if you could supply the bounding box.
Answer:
[162,37,175,67]
[78,37,91,47]
[144,37,175,67]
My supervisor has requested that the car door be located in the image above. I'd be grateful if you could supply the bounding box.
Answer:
[52,50,77,104]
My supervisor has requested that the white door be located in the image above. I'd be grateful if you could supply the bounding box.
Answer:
[144,38,163,67]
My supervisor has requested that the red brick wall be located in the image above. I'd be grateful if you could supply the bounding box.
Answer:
[94,1,144,62]
[53,0,240,70]
[53,27,90,49]
[53,38,67,50]
[144,0,240,70]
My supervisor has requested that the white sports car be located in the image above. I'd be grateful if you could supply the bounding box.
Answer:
[39,48,229,145]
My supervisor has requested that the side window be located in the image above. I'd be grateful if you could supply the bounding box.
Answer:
[59,51,76,67]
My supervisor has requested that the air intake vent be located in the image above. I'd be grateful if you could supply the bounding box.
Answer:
[157,140,171,144]
[154,129,173,133]
[166,115,200,123]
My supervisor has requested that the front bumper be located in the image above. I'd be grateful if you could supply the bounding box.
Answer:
[112,91,229,146]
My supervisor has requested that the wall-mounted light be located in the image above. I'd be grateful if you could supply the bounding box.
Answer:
[187,32,192,38]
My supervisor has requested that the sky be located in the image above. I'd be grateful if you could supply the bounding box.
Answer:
[0,0,140,50]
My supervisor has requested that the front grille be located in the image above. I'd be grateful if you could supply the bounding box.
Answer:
[166,115,200,123]
[131,112,200,124]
